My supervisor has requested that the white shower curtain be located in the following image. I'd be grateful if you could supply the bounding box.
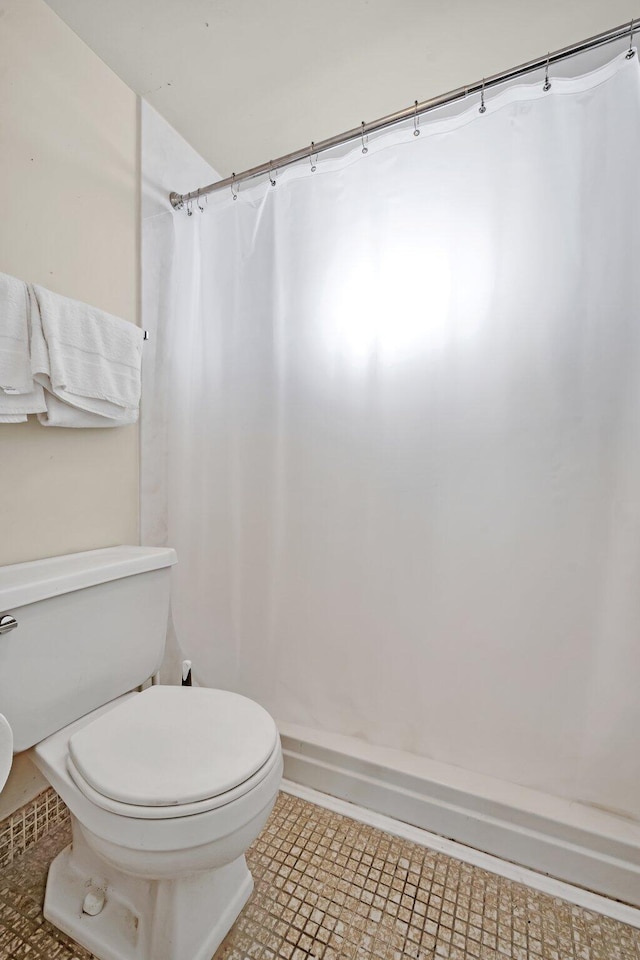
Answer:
[142,52,640,821]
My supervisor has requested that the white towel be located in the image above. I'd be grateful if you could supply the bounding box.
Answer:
[0,273,46,422]
[30,284,144,428]
[34,392,131,428]
[0,413,31,423]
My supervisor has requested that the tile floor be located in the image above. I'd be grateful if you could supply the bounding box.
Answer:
[0,787,68,871]
[0,791,639,959]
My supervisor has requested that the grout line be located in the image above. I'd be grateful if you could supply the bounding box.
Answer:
[0,786,69,868]
[280,779,640,931]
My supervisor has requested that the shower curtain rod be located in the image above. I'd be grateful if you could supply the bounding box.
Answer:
[169,17,640,209]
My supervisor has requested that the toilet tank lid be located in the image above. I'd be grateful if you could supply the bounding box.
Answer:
[0,546,177,610]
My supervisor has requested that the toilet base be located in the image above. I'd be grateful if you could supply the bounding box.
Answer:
[43,819,254,960]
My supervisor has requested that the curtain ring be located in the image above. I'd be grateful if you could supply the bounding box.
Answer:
[479,79,486,114]
[627,20,636,59]
[231,173,238,201]
[413,100,420,137]
[310,142,317,173]
[269,164,276,187]
[543,53,551,91]
[361,121,368,154]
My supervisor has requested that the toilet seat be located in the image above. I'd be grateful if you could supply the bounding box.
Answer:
[67,738,282,819]
[66,686,280,819]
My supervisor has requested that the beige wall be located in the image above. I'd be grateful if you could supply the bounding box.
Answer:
[0,0,140,816]
[44,0,637,175]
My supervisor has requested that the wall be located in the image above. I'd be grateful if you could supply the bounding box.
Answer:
[140,101,219,685]
[0,0,139,817]
[43,0,637,174]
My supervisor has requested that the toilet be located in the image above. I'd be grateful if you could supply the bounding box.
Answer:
[0,546,283,960]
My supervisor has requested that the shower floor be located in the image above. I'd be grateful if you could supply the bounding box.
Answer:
[1,791,639,960]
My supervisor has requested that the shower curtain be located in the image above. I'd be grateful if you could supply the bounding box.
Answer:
[142,52,640,821]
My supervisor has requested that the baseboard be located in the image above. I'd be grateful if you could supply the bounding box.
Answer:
[279,722,640,910]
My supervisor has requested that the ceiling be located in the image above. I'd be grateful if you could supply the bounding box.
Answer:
[45,0,635,182]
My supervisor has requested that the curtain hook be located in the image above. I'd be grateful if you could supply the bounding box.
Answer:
[413,100,420,137]
[479,79,486,114]
[197,188,205,212]
[186,199,193,216]
[231,173,238,201]
[627,20,635,59]
[543,53,552,91]
[269,163,276,187]
[361,121,368,154]
[310,142,317,173]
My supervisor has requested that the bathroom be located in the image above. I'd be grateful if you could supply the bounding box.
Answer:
[1,0,640,957]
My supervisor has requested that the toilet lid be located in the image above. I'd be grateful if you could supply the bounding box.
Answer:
[68,686,279,807]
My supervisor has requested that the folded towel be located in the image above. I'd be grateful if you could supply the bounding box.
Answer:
[0,413,29,423]
[30,284,144,428]
[0,273,46,422]
[0,273,32,393]
[34,392,133,428]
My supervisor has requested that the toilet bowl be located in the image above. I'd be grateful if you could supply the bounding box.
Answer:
[31,686,283,960]
[0,547,283,960]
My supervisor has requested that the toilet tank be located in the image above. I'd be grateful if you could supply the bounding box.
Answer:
[0,546,177,751]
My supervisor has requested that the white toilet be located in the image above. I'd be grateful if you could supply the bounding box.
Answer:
[0,546,283,960]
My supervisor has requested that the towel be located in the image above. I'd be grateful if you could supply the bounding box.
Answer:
[30,284,144,428]
[0,273,46,422]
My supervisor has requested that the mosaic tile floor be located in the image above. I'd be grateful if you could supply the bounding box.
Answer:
[0,791,639,960]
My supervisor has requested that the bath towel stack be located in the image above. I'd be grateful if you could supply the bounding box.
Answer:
[0,272,143,427]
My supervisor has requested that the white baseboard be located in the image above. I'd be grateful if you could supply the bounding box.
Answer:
[279,722,640,917]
